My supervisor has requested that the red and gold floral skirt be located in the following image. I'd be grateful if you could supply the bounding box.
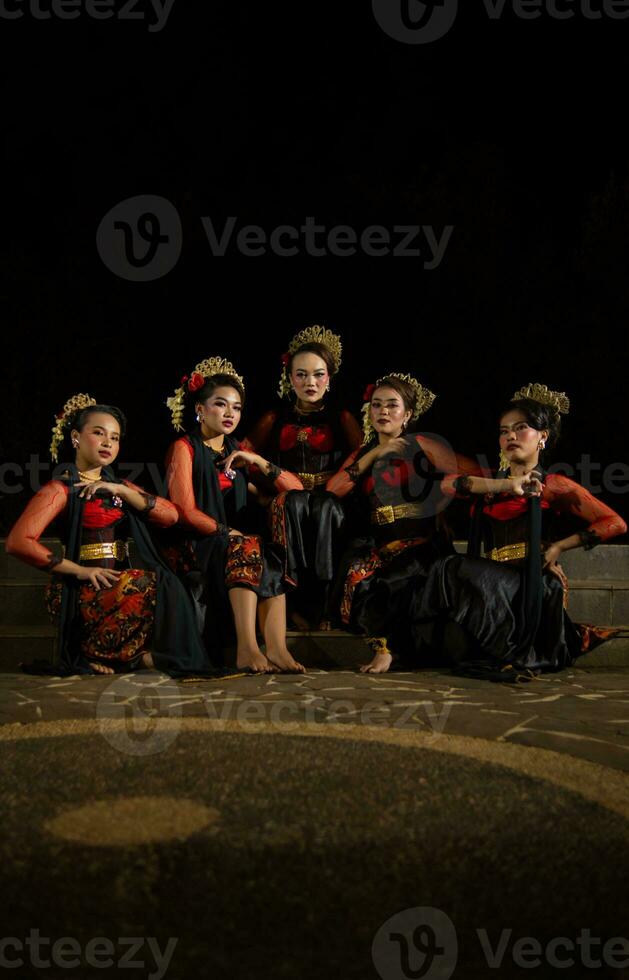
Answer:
[225,534,264,589]
[45,569,157,665]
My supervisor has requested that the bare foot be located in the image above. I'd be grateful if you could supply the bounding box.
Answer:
[266,648,306,673]
[140,652,154,669]
[236,648,276,674]
[88,661,115,675]
[359,652,393,674]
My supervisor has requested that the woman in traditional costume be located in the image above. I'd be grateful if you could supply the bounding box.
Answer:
[244,325,362,628]
[164,356,305,674]
[418,383,628,680]
[6,394,211,676]
[327,374,500,673]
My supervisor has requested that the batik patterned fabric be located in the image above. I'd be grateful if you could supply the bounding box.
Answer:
[225,534,265,589]
[46,569,157,664]
[340,537,426,625]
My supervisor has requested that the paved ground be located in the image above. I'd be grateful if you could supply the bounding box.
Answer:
[3,667,629,979]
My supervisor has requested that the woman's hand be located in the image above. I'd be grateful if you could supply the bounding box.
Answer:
[509,471,543,497]
[374,437,408,461]
[75,566,121,591]
[543,543,568,590]
[75,480,127,502]
[221,449,261,473]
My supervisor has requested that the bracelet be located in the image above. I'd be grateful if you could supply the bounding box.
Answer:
[579,529,600,551]
[266,462,281,481]
[453,475,473,496]
[141,493,156,513]
[216,523,230,535]
[345,463,361,483]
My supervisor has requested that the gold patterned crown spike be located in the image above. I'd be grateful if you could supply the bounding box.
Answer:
[166,355,245,432]
[511,382,570,416]
[278,325,342,399]
[361,373,436,443]
[50,393,97,462]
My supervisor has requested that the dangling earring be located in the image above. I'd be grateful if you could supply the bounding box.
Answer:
[72,439,79,448]
[539,440,546,450]
[401,421,407,434]
[325,383,330,393]
[197,413,202,423]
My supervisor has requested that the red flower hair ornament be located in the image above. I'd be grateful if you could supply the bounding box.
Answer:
[188,372,205,393]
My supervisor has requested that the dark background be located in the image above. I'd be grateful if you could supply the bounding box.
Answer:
[2,0,628,535]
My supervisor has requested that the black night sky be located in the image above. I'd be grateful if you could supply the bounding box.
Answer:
[2,0,628,534]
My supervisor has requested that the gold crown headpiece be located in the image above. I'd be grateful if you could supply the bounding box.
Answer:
[361,373,436,443]
[50,393,98,462]
[511,382,570,416]
[167,356,245,432]
[277,325,342,399]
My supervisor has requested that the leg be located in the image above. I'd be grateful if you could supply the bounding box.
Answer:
[359,636,394,674]
[258,595,306,673]
[229,587,275,673]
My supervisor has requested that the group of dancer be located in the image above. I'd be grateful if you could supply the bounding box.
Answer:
[6,325,627,682]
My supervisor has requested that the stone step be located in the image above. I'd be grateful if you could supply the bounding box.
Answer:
[0,626,57,671]
[453,541,629,580]
[0,539,57,581]
[0,580,51,625]
[560,545,629,581]
[566,581,629,626]
[1,627,628,674]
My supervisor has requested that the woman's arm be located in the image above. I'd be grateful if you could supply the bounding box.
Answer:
[326,443,389,497]
[6,481,69,570]
[122,481,178,527]
[165,440,221,535]
[543,474,627,561]
[223,448,304,492]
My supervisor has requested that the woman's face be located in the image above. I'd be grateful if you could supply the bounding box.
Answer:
[72,412,121,469]
[198,386,242,437]
[499,409,547,466]
[290,353,329,404]
[371,386,411,437]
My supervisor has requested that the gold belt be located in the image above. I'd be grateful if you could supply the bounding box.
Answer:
[371,502,425,526]
[297,470,334,490]
[79,540,129,562]
[486,542,527,562]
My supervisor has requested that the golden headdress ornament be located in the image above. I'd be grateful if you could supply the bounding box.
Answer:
[167,356,245,432]
[50,393,97,462]
[511,382,570,416]
[277,325,343,399]
[361,373,436,443]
